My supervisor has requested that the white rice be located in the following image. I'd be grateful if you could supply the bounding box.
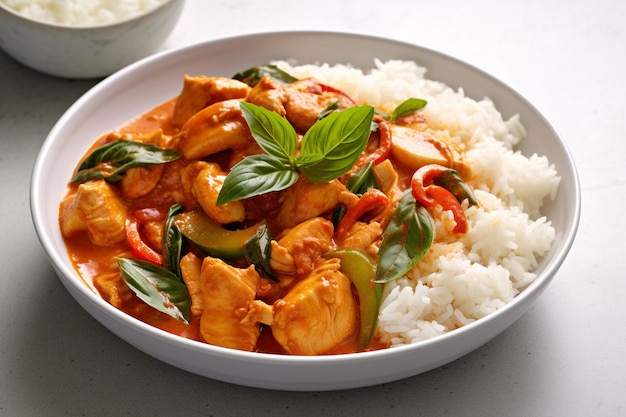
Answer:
[276,59,560,347]
[2,0,168,25]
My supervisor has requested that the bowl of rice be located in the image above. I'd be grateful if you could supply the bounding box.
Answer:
[0,0,185,78]
[30,31,580,390]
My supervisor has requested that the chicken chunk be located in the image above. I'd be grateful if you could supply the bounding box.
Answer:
[199,257,261,351]
[60,180,128,245]
[285,78,355,132]
[276,177,358,229]
[92,271,133,308]
[246,76,289,117]
[192,162,246,224]
[176,161,207,210]
[177,99,254,160]
[179,252,204,317]
[336,221,383,254]
[270,258,358,355]
[270,217,335,276]
[118,130,166,199]
[246,76,354,133]
[172,76,251,127]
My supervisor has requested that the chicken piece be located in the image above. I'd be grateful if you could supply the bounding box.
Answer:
[284,78,354,132]
[246,76,354,133]
[141,219,164,252]
[179,252,204,317]
[176,161,207,210]
[276,177,358,230]
[92,271,133,308]
[60,180,128,245]
[390,125,471,178]
[118,130,167,199]
[178,99,254,160]
[336,221,383,253]
[199,257,261,351]
[270,217,335,276]
[192,162,246,224]
[119,165,164,199]
[245,76,289,117]
[172,76,251,127]
[270,258,358,355]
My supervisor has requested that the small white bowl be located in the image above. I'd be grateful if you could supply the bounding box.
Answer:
[30,31,581,391]
[0,0,185,78]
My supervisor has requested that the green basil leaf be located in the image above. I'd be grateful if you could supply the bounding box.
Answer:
[239,101,298,165]
[243,222,279,282]
[296,106,375,183]
[318,101,340,120]
[163,204,184,277]
[433,169,478,206]
[331,161,380,226]
[345,161,379,196]
[216,154,299,205]
[70,139,180,184]
[232,64,299,87]
[374,108,390,120]
[117,258,191,323]
[390,98,428,122]
[373,190,435,283]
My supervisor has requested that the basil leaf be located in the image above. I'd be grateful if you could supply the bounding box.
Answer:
[296,106,375,183]
[163,204,184,277]
[243,222,279,282]
[345,161,379,196]
[332,161,380,226]
[434,169,478,206]
[318,101,340,120]
[70,139,180,184]
[239,102,297,165]
[390,98,428,122]
[232,64,299,87]
[216,154,299,205]
[373,190,435,283]
[117,258,191,323]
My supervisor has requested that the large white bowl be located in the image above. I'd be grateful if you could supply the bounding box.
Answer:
[30,31,580,391]
[0,0,185,78]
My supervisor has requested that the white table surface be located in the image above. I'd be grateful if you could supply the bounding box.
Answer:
[1,0,623,415]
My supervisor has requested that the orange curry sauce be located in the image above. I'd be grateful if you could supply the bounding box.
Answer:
[61,98,388,355]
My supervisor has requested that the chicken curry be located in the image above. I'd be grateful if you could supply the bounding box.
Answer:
[59,65,476,355]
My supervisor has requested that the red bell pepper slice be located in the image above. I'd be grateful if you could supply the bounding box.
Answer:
[424,185,468,234]
[369,115,392,165]
[411,164,472,234]
[351,115,392,172]
[335,188,389,240]
[125,212,163,265]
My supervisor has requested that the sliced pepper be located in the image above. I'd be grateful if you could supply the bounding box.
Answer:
[125,216,163,266]
[175,209,262,261]
[352,115,392,171]
[335,188,389,241]
[324,249,382,350]
[425,185,468,234]
[410,164,477,234]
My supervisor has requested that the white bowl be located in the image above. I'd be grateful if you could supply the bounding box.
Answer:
[30,31,580,391]
[0,0,185,78]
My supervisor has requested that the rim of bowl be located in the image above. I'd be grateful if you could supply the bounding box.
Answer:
[0,0,179,30]
[29,30,582,366]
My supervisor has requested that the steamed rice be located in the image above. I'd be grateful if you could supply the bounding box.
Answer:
[1,0,168,25]
[276,59,560,346]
